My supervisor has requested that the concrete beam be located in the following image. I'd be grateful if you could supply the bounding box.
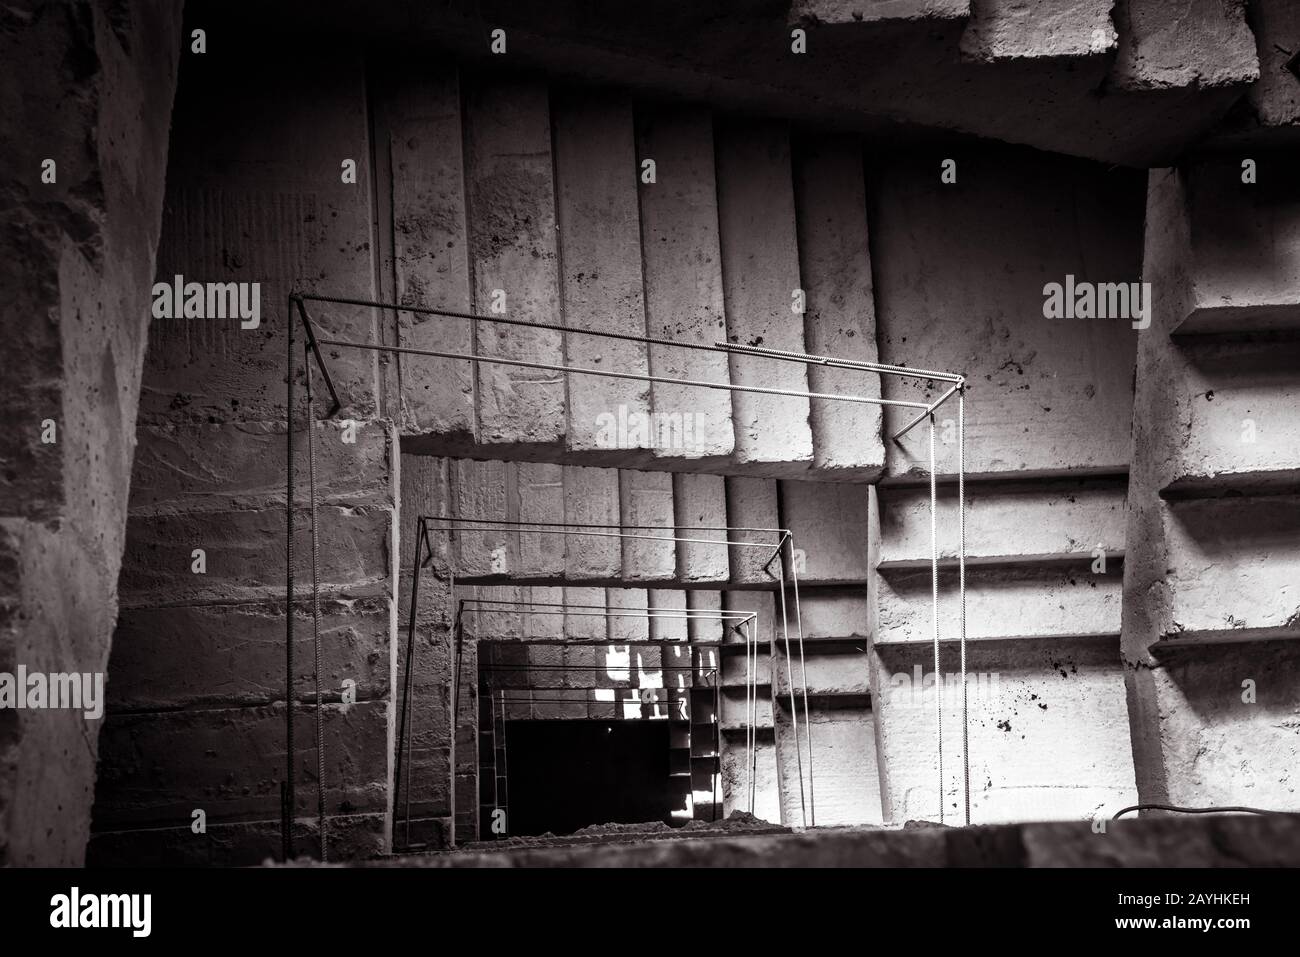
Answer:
[715,121,814,473]
[553,90,653,458]
[635,106,735,464]
[463,79,565,449]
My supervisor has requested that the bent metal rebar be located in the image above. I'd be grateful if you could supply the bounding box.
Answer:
[283,292,969,860]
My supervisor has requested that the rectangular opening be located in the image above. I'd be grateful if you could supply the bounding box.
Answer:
[502,719,673,836]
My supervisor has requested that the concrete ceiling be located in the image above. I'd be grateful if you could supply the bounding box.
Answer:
[198,0,1300,167]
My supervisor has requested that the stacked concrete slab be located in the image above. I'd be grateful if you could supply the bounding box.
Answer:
[1124,155,1300,812]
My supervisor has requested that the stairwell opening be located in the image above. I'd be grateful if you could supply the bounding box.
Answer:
[495,719,673,837]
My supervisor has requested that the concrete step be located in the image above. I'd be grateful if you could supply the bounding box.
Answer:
[871,633,1136,823]
[1161,156,1300,336]
[877,478,1127,569]
[1159,494,1300,641]
[1157,336,1300,497]
[876,563,1123,644]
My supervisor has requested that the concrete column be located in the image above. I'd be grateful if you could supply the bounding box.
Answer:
[1123,156,1300,812]
[1,0,178,866]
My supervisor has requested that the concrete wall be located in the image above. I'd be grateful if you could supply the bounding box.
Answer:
[90,38,397,864]
[1123,155,1300,812]
[1,0,180,866]
[867,145,1146,823]
[66,20,1300,864]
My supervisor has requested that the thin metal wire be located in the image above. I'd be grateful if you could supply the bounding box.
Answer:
[930,415,943,825]
[746,620,757,814]
[396,526,423,847]
[289,292,971,838]
[299,292,959,384]
[284,297,296,862]
[304,343,327,861]
[959,388,969,826]
[423,516,791,534]
[775,562,807,827]
[424,514,792,568]
[892,379,964,441]
[787,541,814,827]
[714,340,965,383]
[317,335,930,411]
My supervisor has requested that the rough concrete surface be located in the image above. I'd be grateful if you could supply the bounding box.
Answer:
[371,813,1300,867]
[1,0,181,865]
[8,3,1300,868]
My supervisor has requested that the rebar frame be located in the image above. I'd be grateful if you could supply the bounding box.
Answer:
[284,291,970,860]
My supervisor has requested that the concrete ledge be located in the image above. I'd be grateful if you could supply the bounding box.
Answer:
[374,813,1300,866]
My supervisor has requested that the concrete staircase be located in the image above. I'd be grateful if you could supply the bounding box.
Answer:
[1124,153,1300,812]
[397,454,876,837]
[376,66,884,481]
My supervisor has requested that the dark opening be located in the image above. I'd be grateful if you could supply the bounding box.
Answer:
[504,719,671,836]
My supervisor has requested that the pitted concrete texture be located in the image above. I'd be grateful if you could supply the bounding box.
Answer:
[960,0,1115,62]
[873,635,1137,823]
[553,90,653,459]
[1169,154,1300,335]
[871,146,1144,480]
[877,563,1123,644]
[792,137,885,476]
[715,121,814,472]
[1150,640,1299,812]
[792,0,970,24]
[93,39,397,865]
[93,701,390,829]
[516,463,565,577]
[1125,160,1300,812]
[376,813,1300,867]
[1111,0,1259,91]
[673,473,729,583]
[1164,337,1300,493]
[1,0,180,865]
[1228,0,1300,136]
[463,79,565,449]
[619,470,676,581]
[562,466,621,579]
[877,479,1127,566]
[635,106,735,465]
[374,65,476,440]
[1163,496,1300,638]
[782,482,871,583]
[725,477,780,585]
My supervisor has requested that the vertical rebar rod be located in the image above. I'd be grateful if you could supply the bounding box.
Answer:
[959,387,970,825]
[788,540,814,827]
[396,519,423,847]
[930,415,943,825]
[776,563,807,827]
[284,296,296,862]
[305,342,327,861]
